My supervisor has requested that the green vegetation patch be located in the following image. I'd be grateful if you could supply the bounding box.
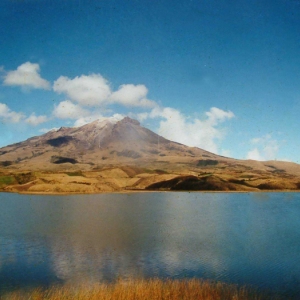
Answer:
[66,171,85,177]
[0,175,15,187]
[0,161,13,167]
[141,168,156,174]
[155,169,169,174]
[197,159,219,167]
[14,172,36,184]
[51,156,78,164]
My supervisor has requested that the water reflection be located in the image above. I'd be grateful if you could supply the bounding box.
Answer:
[0,237,62,291]
[0,192,300,297]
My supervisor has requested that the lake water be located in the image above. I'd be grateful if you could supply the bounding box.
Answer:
[0,192,300,298]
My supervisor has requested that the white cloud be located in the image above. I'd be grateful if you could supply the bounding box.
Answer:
[53,100,90,120]
[52,74,160,127]
[3,62,50,90]
[0,103,47,126]
[246,134,279,161]
[205,107,235,125]
[53,74,111,106]
[136,112,149,122]
[220,149,231,157]
[246,148,263,160]
[0,103,24,123]
[52,100,114,127]
[53,74,156,108]
[25,113,48,126]
[146,106,234,154]
[110,84,156,107]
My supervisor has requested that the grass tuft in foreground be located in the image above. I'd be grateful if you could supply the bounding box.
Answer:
[1,278,270,300]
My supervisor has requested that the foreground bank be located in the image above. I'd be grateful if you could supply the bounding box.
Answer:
[1,279,268,300]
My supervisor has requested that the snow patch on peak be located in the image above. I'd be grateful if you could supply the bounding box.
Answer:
[94,115,123,127]
[109,114,124,123]
[39,127,59,133]
[75,115,123,128]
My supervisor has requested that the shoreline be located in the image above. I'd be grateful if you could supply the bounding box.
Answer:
[1,188,300,196]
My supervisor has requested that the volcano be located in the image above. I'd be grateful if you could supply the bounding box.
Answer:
[0,117,221,171]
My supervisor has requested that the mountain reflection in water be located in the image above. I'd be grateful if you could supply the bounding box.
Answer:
[0,192,300,298]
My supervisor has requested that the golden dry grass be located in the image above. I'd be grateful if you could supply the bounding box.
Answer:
[1,278,266,300]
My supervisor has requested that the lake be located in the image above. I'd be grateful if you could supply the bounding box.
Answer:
[0,192,300,298]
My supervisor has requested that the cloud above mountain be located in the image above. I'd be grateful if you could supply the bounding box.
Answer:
[53,74,155,108]
[246,135,279,161]
[25,113,48,126]
[3,62,50,90]
[53,100,90,120]
[139,106,234,154]
[0,102,48,126]
[0,103,24,123]
[53,74,111,106]
[110,84,155,107]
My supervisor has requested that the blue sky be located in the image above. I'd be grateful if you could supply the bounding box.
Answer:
[1,0,300,162]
